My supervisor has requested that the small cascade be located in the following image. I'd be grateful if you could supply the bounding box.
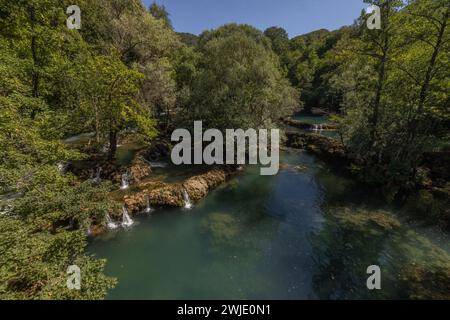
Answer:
[144,195,153,213]
[0,204,13,216]
[312,124,324,132]
[148,161,168,168]
[140,157,168,169]
[86,224,92,236]
[101,143,109,153]
[93,167,102,184]
[106,214,118,230]
[120,173,129,190]
[57,162,68,175]
[0,192,20,216]
[122,206,134,227]
[183,190,193,209]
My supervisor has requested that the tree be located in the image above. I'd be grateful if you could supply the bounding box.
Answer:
[329,0,450,187]
[0,45,118,299]
[399,0,450,138]
[82,0,183,132]
[79,54,157,159]
[0,0,80,119]
[264,26,289,59]
[185,24,299,130]
[149,2,173,29]
[137,58,177,128]
[0,1,146,299]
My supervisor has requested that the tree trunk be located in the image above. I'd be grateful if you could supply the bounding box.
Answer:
[402,6,449,181]
[108,130,117,160]
[29,5,39,119]
[407,5,449,141]
[369,1,392,151]
[417,7,448,113]
[94,103,100,143]
[371,52,387,144]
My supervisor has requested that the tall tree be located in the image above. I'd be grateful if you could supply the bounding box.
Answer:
[264,26,289,59]
[186,24,299,130]
[149,2,173,30]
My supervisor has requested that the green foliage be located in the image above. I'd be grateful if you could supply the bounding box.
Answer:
[184,24,299,130]
[0,0,448,300]
[198,23,273,50]
[264,26,290,59]
[0,0,180,299]
[0,216,116,299]
[178,32,200,47]
[327,0,450,187]
[149,1,173,29]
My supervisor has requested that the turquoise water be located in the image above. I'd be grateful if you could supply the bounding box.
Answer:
[285,115,339,139]
[292,115,328,124]
[89,149,450,299]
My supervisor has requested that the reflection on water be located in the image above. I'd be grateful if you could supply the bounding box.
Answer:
[89,148,450,299]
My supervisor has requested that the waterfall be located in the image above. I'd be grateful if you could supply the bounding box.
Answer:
[149,161,168,168]
[106,213,118,230]
[183,190,193,209]
[93,167,102,184]
[140,157,168,169]
[122,206,134,227]
[101,143,109,153]
[86,224,92,236]
[120,173,129,190]
[145,195,153,213]
[57,162,67,175]
[0,204,12,216]
[312,124,323,132]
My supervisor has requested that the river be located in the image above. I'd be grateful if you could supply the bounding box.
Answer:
[88,121,450,299]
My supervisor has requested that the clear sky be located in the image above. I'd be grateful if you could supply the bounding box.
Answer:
[142,0,367,38]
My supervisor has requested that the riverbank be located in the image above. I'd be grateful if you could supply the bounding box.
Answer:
[89,146,450,299]
[122,165,239,212]
[284,130,450,230]
[283,118,337,131]
[65,134,242,235]
[81,118,450,299]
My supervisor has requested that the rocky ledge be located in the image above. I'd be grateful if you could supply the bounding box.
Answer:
[68,153,151,185]
[122,166,238,213]
[285,131,350,170]
[283,118,337,130]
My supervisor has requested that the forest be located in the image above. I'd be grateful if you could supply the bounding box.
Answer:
[0,0,449,299]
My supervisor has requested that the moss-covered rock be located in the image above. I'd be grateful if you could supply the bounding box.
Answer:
[395,233,450,300]
[403,190,449,228]
[286,132,350,170]
[122,166,237,213]
[334,208,402,232]
[201,212,242,247]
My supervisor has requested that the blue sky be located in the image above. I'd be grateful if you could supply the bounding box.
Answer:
[142,0,367,38]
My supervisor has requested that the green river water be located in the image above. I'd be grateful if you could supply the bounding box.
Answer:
[87,117,450,299]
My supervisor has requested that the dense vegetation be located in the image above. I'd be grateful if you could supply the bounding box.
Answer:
[0,0,448,299]
[264,0,449,189]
